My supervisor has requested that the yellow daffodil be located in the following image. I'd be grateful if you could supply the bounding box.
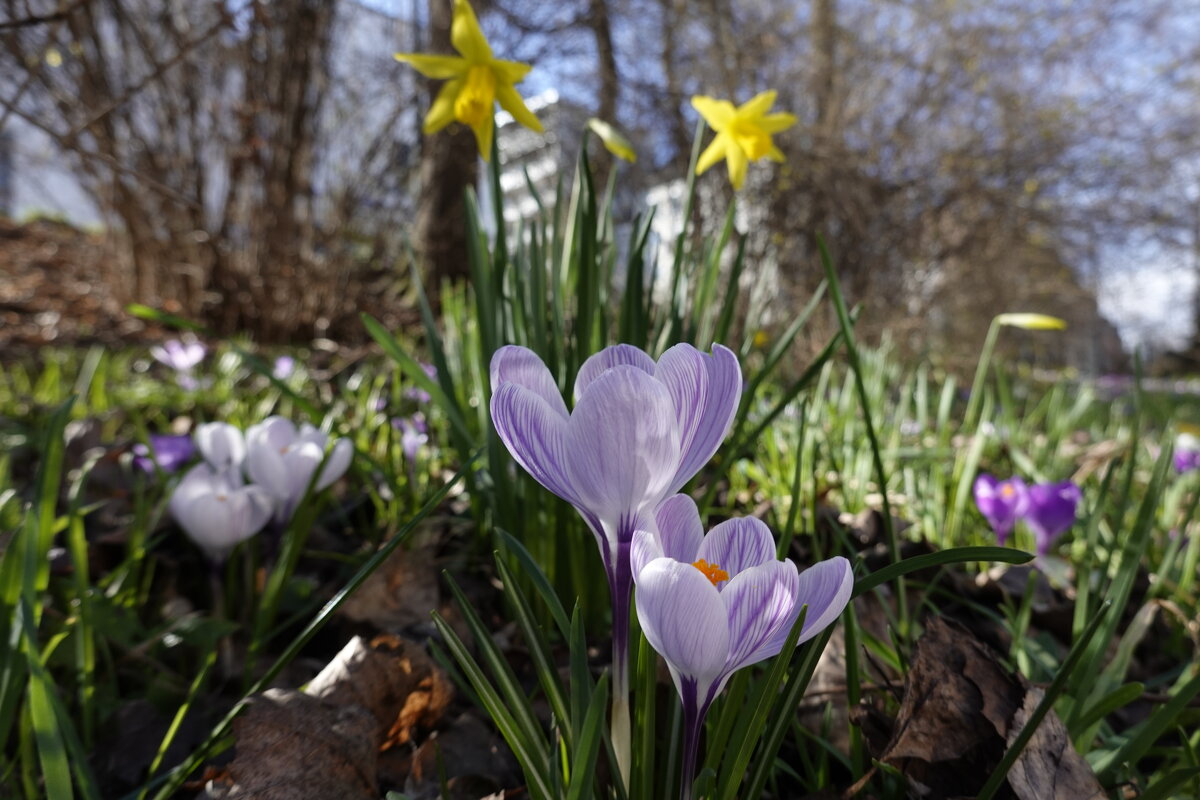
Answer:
[691,90,797,190]
[587,118,637,163]
[394,0,542,159]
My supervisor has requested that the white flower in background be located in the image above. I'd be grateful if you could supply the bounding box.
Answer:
[245,416,353,521]
[194,422,246,470]
[168,464,274,562]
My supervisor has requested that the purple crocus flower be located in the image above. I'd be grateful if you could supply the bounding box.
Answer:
[151,339,205,372]
[1025,481,1081,555]
[404,362,438,403]
[1175,433,1200,474]
[133,433,196,474]
[392,414,428,463]
[973,474,1029,546]
[489,342,742,782]
[272,355,295,380]
[168,464,274,562]
[632,496,852,800]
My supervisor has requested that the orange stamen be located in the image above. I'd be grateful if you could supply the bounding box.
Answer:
[692,559,729,586]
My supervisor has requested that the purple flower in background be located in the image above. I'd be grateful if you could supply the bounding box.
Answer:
[151,339,206,371]
[1175,433,1200,474]
[1025,481,1081,555]
[489,342,742,781]
[272,356,295,380]
[404,362,438,403]
[133,433,196,474]
[392,414,428,463]
[632,498,852,800]
[244,416,353,522]
[168,464,273,562]
[973,474,1029,546]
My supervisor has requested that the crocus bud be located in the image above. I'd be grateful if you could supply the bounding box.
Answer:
[1025,481,1081,556]
[169,464,273,562]
[133,433,196,474]
[244,416,353,521]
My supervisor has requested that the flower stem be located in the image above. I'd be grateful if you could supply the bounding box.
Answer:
[609,545,633,791]
[679,682,704,800]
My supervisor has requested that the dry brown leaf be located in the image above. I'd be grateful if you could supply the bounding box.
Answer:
[1007,688,1106,800]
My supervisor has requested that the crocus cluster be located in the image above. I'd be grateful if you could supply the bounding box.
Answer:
[974,474,1081,555]
[168,418,352,563]
[489,343,852,794]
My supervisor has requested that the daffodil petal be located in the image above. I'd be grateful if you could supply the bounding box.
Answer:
[424,79,464,134]
[695,134,727,176]
[758,112,797,133]
[451,0,493,62]
[691,95,735,131]
[726,141,749,190]
[496,83,543,133]
[393,53,468,79]
[492,58,533,84]
[766,144,785,163]
[738,90,778,119]
[471,108,495,160]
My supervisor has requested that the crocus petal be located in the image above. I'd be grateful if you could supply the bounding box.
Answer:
[451,0,493,62]
[726,142,749,190]
[496,82,543,133]
[721,560,800,672]
[752,555,853,663]
[1026,481,1081,555]
[490,381,577,504]
[631,527,664,580]
[574,344,657,403]
[697,517,776,579]
[654,494,705,563]
[194,422,246,470]
[393,52,468,79]
[635,558,729,686]
[316,438,353,490]
[655,344,742,493]
[691,95,735,130]
[793,556,854,644]
[695,133,727,176]
[174,492,233,558]
[563,366,681,524]
[424,78,466,134]
[245,443,291,498]
[490,346,568,418]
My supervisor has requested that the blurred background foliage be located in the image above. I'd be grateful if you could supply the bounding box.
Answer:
[1,0,1199,376]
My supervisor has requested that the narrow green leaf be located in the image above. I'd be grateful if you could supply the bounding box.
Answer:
[853,547,1034,598]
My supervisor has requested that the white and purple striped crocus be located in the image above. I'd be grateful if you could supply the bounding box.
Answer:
[973,474,1029,546]
[1025,480,1081,555]
[632,496,853,800]
[151,339,206,389]
[489,342,742,782]
[194,422,246,471]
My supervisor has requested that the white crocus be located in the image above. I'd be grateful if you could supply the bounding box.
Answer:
[169,464,274,562]
[194,422,246,470]
[244,416,353,522]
